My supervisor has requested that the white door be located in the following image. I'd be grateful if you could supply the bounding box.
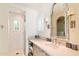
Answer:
[8,12,24,56]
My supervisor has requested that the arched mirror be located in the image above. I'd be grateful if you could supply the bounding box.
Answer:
[51,3,69,40]
[57,16,65,37]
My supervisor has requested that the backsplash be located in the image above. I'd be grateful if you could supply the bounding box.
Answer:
[53,37,79,51]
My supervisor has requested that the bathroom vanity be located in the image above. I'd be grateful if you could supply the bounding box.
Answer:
[29,38,79,56]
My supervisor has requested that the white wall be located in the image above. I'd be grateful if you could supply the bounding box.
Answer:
[25,7,51,38]
[25,8,51,55]
[37,13,51,38]
[25,8,39,37]
[25,8,39,55]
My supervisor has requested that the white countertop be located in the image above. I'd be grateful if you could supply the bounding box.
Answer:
[30,38,79,56]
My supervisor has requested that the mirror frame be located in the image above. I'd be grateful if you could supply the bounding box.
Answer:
[51,3,69,40]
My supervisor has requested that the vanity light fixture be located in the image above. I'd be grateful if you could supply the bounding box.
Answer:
[44,18,50,29]
[67,10,76,28]
[70,20,76,28]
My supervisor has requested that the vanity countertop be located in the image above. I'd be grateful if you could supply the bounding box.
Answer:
[30,38,79,56]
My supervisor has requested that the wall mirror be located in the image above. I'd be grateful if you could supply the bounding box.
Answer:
[51,3,69,40]
[57,16,65,37]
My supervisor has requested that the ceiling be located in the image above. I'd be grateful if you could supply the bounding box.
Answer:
[13,3,53,14]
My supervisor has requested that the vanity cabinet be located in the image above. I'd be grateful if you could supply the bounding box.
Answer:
[33,44,48,56]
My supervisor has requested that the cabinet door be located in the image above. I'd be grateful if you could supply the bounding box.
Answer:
[8,12,24,56]
[33,44,47,56]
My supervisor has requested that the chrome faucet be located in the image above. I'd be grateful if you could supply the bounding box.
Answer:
[52,38,61,47]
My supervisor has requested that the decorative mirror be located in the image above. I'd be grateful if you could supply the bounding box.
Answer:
[57,16,65,37]
[51,3,69,39]
[70,20,76,28]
